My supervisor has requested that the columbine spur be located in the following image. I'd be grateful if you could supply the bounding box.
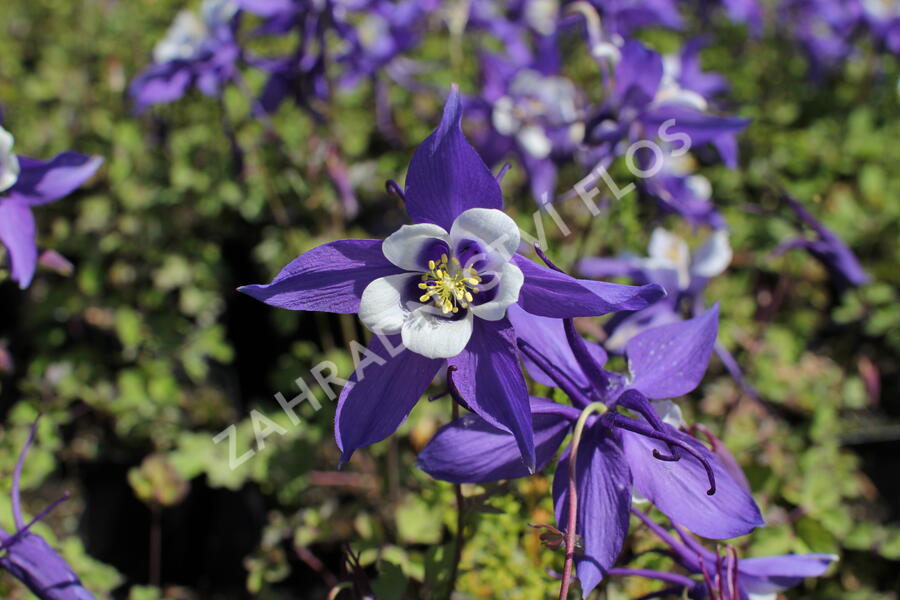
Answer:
[240,86,663,469]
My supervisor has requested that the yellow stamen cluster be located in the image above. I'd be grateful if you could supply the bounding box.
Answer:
[418,254,481,314]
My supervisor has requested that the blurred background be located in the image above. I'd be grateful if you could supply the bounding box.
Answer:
[0,0,898,598]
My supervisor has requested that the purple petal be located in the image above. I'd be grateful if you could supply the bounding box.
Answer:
[403,86,503,229]
[335,335,443,464]
[233,0,296,18]
[603,302,683,354]
[677,37,729,99]
[0,533,95,600]
[447,317,535,471]
[576,256,646,282]
[615,40,663,109]
[129,62,194,112]
[506,303,606,389]
[640,105,749,153]
[739,553,836,595]
[11,153,102,206]
[417,405,570,483]
[514,256,665,318]
[553,432,632,595]
[0,198,37,289]
[238,239,402,313]
[621,423,764,539]
[626,303,719,398]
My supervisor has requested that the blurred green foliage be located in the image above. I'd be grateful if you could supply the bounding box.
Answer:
[0,1,898,599]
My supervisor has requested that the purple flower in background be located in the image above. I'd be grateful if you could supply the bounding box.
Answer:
[238,0,437,114]
[337,0,439,88]
[578,39,747,225]
[578,228,763,404]
[420,304,764,594]
[573,0,684,37]
[579,227,732,351]
[470,38,586,204]
[615,507,836,599]
[0,125,102,289]
[775,195,869,290]
[0,419,95,599]
[241,87,663,469]
[130,0,240,112]
[682,0,764,33]
[861,0,900,53]
[778,0,861,72]
[584,39,747,161]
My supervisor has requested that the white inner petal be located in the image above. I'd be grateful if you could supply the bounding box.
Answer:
[492,96,519,136]
[469,262,524,321]
[402,307,474,359]
[646,227,690,289]
[202,0,238,29]
[651,399,685,428]
[0,126,20,193]
[518,125,552,159]
[153,11,208,63]
[691,229,732,279]
[449,208,521,268]
[358,274,417,336]
[382,223,450,271]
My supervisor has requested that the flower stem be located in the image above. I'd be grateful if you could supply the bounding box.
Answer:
[446,396,466,599]
[559,402,608,600]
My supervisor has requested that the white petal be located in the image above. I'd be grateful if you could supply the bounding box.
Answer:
[651,400,685,428]
[153,11,207,63]
[646,228,690,289]
[653,87,708,112]
[518,125,552,159]
[691,229,732,279]
[747,594,776,600]
[0,125,20,193]
[469,262,524,321]
[492,97,519,135]
[358,274,417,336]
[450,208,520,267]
[382,223,450,271]
[686,174,712,200]
[402,307,474,359]
[202,0,238,28]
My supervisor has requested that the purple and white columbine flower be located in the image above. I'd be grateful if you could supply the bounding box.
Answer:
[577,228,762,403]
[0,419,95,599]
[617,507,836,600]
[0,125,102,289]
[420,304,764,594]
[237,0,438,114]
[130,0,240,112]
[472,42,587,204]
[241,87,663,469]
[579,227,732,351]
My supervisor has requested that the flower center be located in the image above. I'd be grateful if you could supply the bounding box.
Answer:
[417,253,481,314]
